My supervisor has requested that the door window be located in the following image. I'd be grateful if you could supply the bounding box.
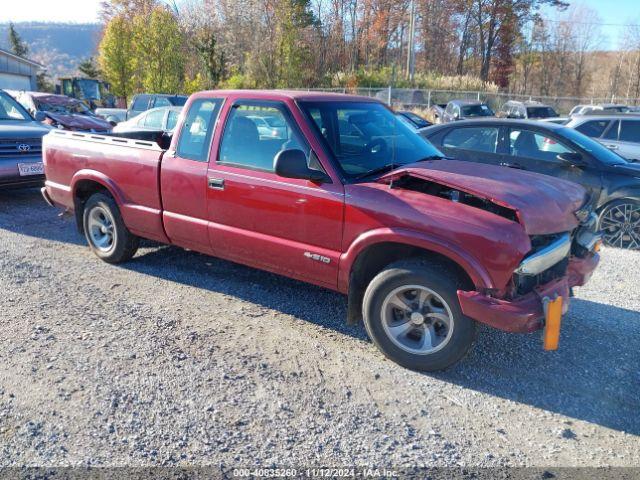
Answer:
[143,109,165,129]
[575,120,610,138]
[619,120,640,143]
[603,121,619,140]
[509,129,574,161]
[176,98,223,161]
[167,110,180,131]
[218,103,307,172]
[442,127,499,153]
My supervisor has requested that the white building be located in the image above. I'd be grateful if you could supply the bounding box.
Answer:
[0,47,42,90]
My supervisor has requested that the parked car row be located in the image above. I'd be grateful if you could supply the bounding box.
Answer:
[95,93,188,124]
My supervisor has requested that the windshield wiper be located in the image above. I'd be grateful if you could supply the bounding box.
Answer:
[352,163,399,181]
[414,155,447,162]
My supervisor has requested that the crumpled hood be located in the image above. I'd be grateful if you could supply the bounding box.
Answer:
[45,112,112,132]
[380,160,587,235]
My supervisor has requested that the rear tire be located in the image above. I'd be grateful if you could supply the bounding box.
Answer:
[362,259,476,371]
[82,193,139,263]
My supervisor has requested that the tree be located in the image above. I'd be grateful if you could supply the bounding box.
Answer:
[470,0,567,81]
[98,14,135,104]
[273,0,316,87]
[8,22,29,58]
[36,71,55,93]
[133,6,185,93]
[78,57,101,79]
[194,27,225,87]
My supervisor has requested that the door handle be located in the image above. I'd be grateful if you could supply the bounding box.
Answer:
[208,177,225,190]
[605,144,619,150]
[499,162,525,169]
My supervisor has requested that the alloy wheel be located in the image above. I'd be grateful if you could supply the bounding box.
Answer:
[381,285,455,355]
[600,203,640,249]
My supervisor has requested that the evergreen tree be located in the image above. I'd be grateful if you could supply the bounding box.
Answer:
[8,22,29,58]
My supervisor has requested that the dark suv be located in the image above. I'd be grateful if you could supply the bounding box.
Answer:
[128,94,188,119]
[422,119,640,249]
[442,100,494,123]
[0,90,51,189]
[499,101,558,120]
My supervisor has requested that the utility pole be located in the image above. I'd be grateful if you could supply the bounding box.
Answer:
[406,0,416,82]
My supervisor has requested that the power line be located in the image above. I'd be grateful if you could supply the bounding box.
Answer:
[542,19,640,28]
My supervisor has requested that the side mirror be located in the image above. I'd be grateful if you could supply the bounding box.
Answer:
[34,111,46,122]
[453,112,460,120]
[557,152,585,167]
[274,149,329,182]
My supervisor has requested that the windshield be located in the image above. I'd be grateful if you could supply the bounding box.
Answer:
[0,92,31,121]
[527,106,557,118]
[300,101,444,180]
[76,79,101,100]
[558,127,628,165]
[402,112,430,128]
[35,97,91,115]
[462,104,494,117]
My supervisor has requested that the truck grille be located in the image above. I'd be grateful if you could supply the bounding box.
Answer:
[0,138,43,157]
[514,257,568,296]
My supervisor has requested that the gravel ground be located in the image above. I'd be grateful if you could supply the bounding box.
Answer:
[0,188,639,471]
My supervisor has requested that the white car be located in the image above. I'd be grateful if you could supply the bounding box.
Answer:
[112,106,182,133]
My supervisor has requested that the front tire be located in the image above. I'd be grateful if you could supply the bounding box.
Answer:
[598,199,640,250]
[82,193,139,263]
[362,260,476,371]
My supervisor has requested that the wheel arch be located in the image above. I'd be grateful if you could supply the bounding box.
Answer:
[71,171,124,233]
[340,229,492,325]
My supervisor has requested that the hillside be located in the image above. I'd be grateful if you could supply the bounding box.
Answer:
[0,22,101,80]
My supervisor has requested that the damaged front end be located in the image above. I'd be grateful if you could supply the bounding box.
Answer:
[459,212,601,334]
[388,174,520,223]
[378,164,601,334]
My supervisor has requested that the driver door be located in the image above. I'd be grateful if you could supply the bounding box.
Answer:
[505,128,603,201]
[206,99,345,289]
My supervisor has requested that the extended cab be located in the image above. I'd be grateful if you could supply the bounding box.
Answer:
[41,90,601,371]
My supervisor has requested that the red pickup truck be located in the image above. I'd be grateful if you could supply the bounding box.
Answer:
[41,90,601,371]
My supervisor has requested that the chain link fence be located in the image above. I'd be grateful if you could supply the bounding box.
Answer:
[292,87,640,115]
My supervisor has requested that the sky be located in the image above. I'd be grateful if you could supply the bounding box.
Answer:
[544,0,640,50]
[0,0,639,50]
[0,0,104,23]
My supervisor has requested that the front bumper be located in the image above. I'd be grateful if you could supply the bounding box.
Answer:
[458,253,599,333]
[0,156,45,189]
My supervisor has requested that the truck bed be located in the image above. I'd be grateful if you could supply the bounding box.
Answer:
[42,129,169,243]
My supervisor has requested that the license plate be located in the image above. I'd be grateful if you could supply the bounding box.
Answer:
[17,162,44,176]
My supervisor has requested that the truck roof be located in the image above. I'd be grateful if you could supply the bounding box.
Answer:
[192,89,380,103]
